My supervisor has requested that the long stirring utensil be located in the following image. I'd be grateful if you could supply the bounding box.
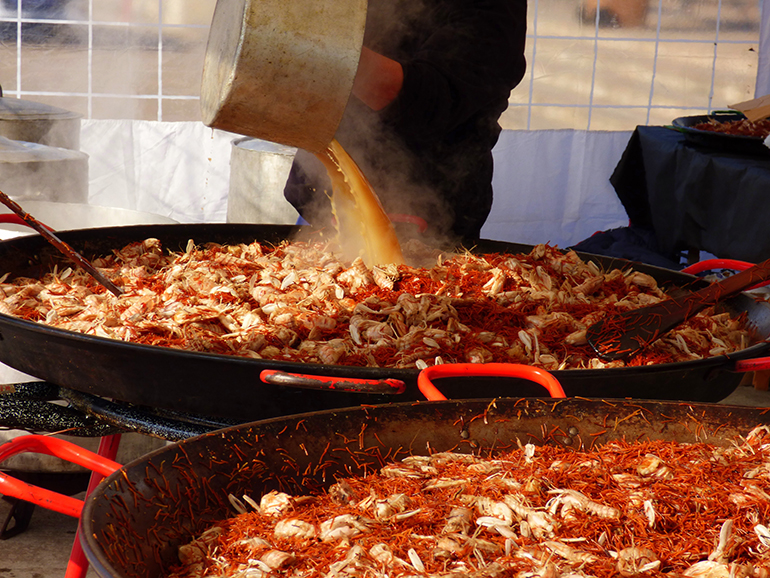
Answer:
[586,257,770,361]
[0,190,123,297]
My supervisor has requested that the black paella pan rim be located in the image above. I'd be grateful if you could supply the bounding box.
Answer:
[0,222,766,420]
[79,397,770,578]
[670,111,770,155]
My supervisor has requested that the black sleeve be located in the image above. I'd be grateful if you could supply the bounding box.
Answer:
[381,0,527,144]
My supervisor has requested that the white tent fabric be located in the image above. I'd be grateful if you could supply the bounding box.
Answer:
[483,129,631,248]
[757,0,770,97]
[80,119,633,248]
[81,119,234,224]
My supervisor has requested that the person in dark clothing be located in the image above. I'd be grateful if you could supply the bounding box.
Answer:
[283,0,527,245]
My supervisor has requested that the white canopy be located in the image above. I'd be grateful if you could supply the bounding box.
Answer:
[76,0,770,251]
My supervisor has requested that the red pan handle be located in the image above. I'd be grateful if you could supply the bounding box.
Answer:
[387,214,428,233]
[682,259,770,372]
[735,357,770,372]
[681,259,754,275]
[681,259,770,289]
[418,363,566,401]
[0,214,26,226]
[0,213,54,230]
[0,435,121,518]
[260,370,406,394]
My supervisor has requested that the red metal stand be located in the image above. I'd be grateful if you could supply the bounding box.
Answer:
[0,434,122,578]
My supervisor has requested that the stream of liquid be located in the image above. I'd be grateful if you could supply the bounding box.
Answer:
[314,139,404,266]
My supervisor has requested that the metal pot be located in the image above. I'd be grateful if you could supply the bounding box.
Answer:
[0,96,81,150]
[200,0,367,152]
[0,224,766,422]
[226,137,299,225]
[72,398,770,578]
[0,137,88,203]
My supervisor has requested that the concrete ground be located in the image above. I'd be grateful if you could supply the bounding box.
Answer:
[0,383,769,578]
[0,497,96,578]
[0,430,166,578]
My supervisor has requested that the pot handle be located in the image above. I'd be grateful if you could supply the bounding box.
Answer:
[735,357,770,372]
[388,214,428,233]
[681,259,770,289]
[259,369,406,395]
[417,363,566,401]
[0,213,54,230]
[681,258,754,275]
[683,260,770,374]
[0,435,121,518]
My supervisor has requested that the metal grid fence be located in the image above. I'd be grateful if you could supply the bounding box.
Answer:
[0,0,760,131]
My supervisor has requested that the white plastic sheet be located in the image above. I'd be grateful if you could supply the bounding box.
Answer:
[80,119,236,224]
[80,120,632,248]
[483,129,631,248]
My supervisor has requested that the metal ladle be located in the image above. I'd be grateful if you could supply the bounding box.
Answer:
[0,190,123,297]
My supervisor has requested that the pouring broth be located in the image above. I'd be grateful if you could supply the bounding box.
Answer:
[315,139,404,267]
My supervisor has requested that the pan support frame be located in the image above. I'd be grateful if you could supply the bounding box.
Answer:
[0,381,241,540]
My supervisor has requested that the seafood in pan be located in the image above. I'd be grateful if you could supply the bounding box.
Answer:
[0,238,751,370]
[166,426,770,578]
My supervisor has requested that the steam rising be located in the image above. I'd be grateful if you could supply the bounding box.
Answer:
[291,0,467,255]
[0,98,88,205]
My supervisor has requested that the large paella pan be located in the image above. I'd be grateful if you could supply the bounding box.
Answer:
[0,223,766,420]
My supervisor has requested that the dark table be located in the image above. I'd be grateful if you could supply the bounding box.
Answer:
[611,125,770,264]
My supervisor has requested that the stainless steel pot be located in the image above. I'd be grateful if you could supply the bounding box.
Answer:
[0,96,81,150]
[200,0,367,152]
[0,137,88,203]
[226,137,299,224]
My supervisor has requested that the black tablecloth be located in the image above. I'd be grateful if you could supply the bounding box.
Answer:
[610,125,770,263]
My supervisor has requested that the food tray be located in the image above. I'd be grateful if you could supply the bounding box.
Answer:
[670,112,770,155]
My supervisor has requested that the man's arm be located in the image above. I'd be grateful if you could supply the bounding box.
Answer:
[352,46,404,111]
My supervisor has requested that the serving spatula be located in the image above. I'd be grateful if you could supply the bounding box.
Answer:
[0,190,123,297]
[587,258,770,361]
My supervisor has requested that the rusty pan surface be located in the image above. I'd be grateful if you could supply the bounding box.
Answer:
[80,397,770,578]
[0,223,767,420]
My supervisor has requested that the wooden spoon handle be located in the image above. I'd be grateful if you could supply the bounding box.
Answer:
[689,258,770,303]
[0,191,123,297]
[587,258,770,361]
